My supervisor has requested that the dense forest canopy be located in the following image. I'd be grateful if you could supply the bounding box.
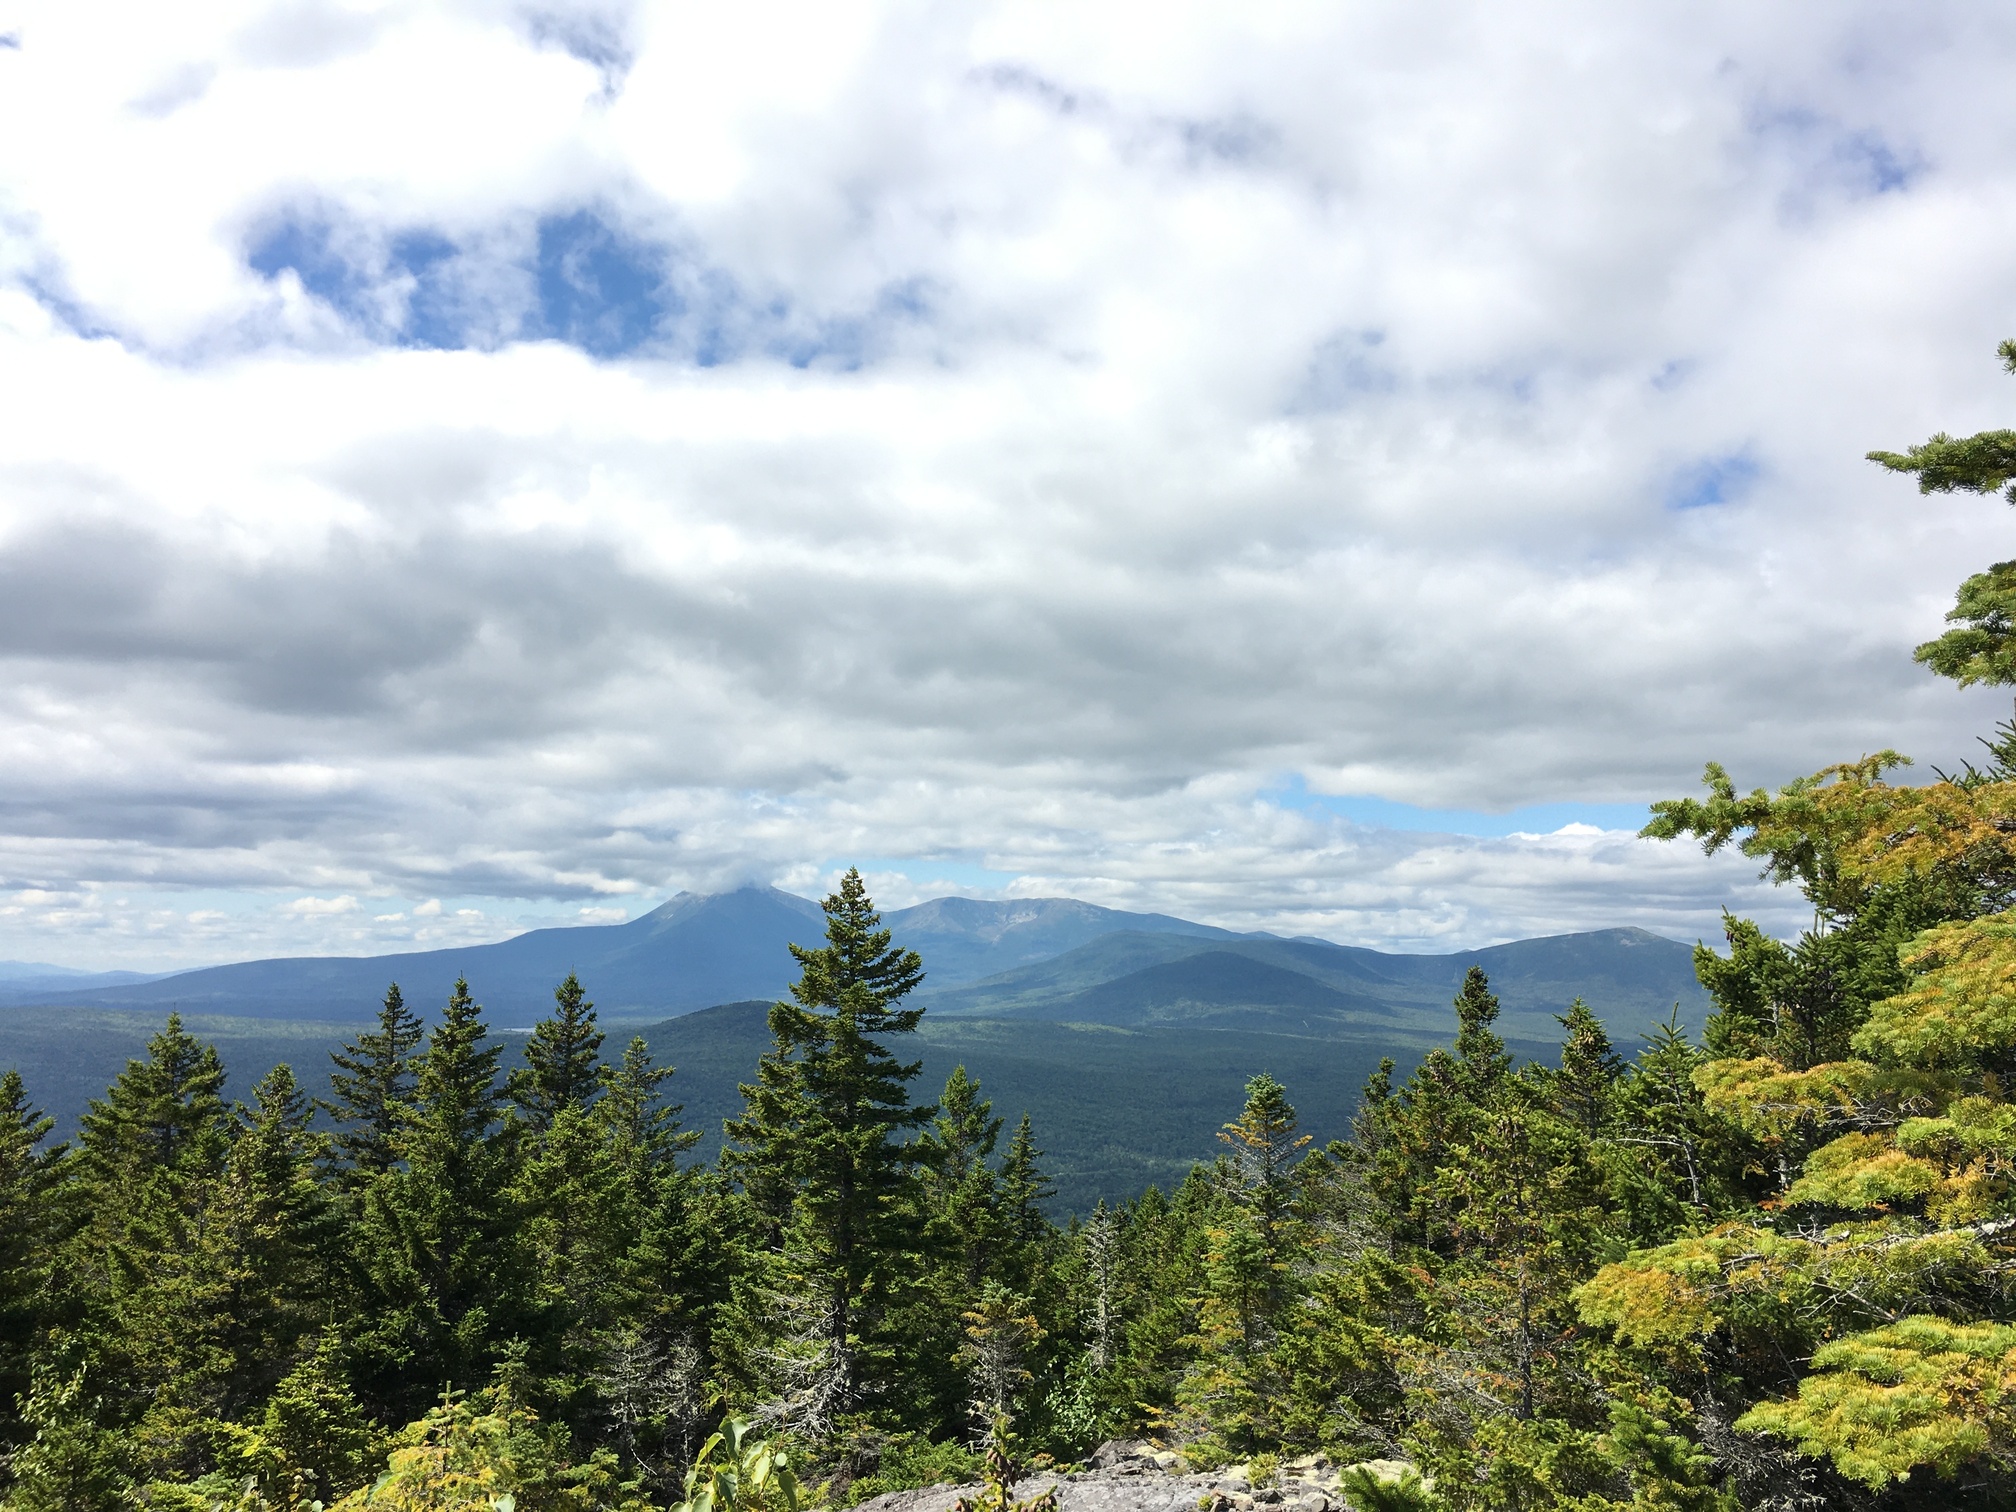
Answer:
[12,352,2016,1508]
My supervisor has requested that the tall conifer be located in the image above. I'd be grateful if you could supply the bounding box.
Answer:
[0,1071,66,1461]
[323,983,422,1180]
[722,868,931,1425]
[511,972,606,1128]
[354,978,522,1407]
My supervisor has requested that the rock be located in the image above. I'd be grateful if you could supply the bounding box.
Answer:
[1089,1439,1159,1473]
[848,1467,1249,1512]
[1281,1455,1334,1484]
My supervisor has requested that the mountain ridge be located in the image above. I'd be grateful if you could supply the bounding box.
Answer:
[5,889,1707,1042]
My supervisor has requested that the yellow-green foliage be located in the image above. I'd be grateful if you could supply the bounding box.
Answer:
[1690,1057,1872,1141]
[1738,1316,2016,1487]
[1784,1132,1941,1210]
[1574,1233,1803,1347]
[330,1384,645,1512]
[1897,1096,2016,1160]
[1855,911,2016,1070]
[1839,778,2016,888]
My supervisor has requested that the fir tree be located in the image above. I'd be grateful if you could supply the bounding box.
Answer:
[78,1011,228,1188]
[63,1017,240,1482]
[511,972,606,1129]
[1550,998,1623,1136]
[1215,1073,1310,1270]
[997,1114,1053,1251]
[204,1063,337,1416]
[1451,965,1511,1095]
[354,977,524,1408]
[921,1066,1005,1291]
[0,1071,67,1462]
[323,983,423,1181]
[721,868,932,1426]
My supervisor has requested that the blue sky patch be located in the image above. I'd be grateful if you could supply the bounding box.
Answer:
[531,210,674,356]
[1748,106,1926,206]
[244,203,927,365]
[1666,450,1759,510]
[1831,129,1922,195]
[1266,775,1649,837]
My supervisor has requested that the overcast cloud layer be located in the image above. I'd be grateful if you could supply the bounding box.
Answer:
[3,0,2016,968]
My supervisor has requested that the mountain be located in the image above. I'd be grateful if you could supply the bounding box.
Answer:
[877,895,1245,982]
[10,888,1707,1043]
[0,900,1709,1211]
[17,888,824,1024]
[15,888,1256,1025]
[0,961,177,1005]
[927,926,1708,1046]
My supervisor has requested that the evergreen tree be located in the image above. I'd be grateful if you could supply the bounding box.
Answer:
[0,1071,67,1463]
[721,869,932,1430]
[996,1114,1054,1256]
[1549,999,1623,1136]
[353,977,524,1410]
[1451,965,1511,1095]
[598,1035,695,1172]
[204,1064,337,1416]
[64,1016,235,1482]
[1214,1073,1310,1271]
[511,972,606,1129]
[255,1337,379,1504]
[920,1067,1006,1291]
[323,983,423,1181]
[1174,1077,1314,1457]
[77,1011,228,1190]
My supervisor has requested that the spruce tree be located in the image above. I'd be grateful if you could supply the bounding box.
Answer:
[921,1066,1004,1290]
[78,1011,228,1188]
[323,983,423,1180]
[510,972,606,1129]
[0,1071,67,1462]
[1215,1073,1310,1267]
[1549,999,1623,1135]
[997,1114,1055,1255]
[721,868,932,1426]
[65,1016,234,1482]
[204,1064,337,1416]
[354,977,523,1408]
[1451,965,1512,1095]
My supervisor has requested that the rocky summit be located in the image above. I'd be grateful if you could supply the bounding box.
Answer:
[847,1442,1413,1512]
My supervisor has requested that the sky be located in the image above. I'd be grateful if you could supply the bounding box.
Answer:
[4,1,2016,969]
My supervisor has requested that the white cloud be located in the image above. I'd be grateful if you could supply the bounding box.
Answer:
[1,0,2012,968]
[284,894,358,915]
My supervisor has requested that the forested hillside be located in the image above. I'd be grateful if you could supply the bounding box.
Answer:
[13,353,2016,1508]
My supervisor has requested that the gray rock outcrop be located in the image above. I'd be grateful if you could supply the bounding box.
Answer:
[846,1446,1376,1512]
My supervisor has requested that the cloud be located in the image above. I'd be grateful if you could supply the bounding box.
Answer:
[2,1,2015,968]
[285,894,358,915]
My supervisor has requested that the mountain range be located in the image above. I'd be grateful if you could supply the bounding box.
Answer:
[5,886,1707,1044]
[0,888,1715,1209]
